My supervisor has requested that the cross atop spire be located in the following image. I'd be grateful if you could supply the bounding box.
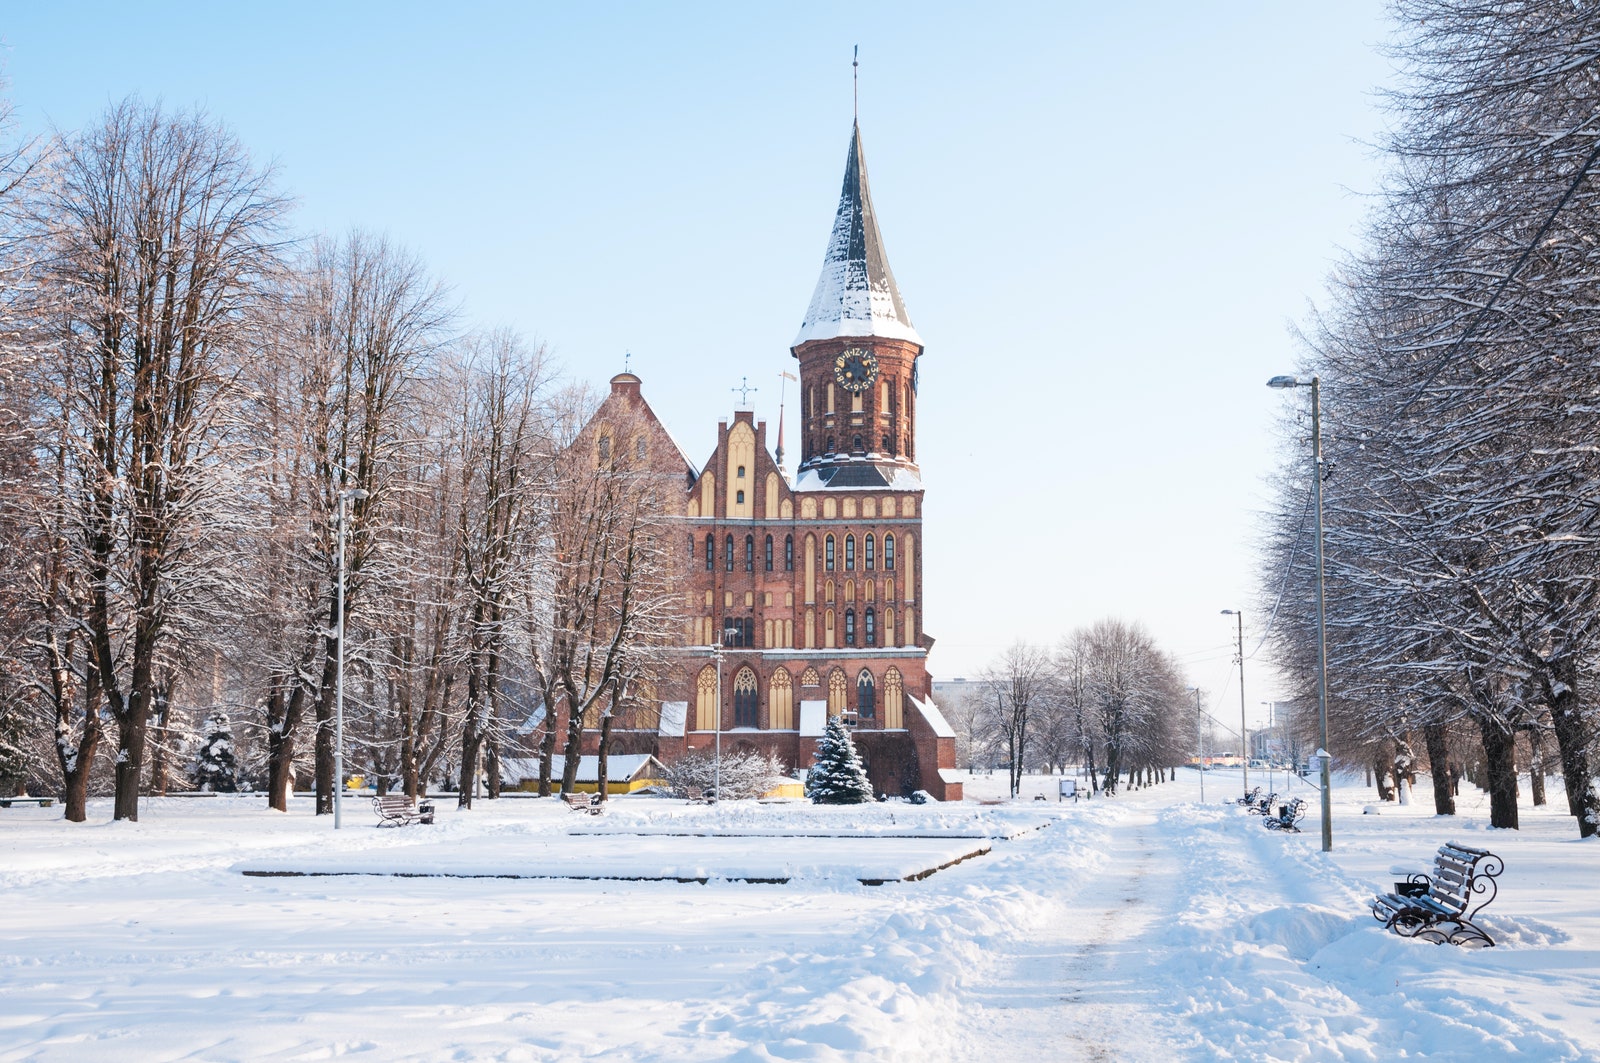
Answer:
[792,121,922,351]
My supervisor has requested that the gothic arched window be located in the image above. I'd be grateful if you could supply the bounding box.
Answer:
[845,535,856,570]
[744,534,755,571]
[764,535,774,571]
[884,534,896,571]
[785,534,794,571]
[865,607,876,646]
[725,534,734,572]
[857,670,876,720]
[705,534,714,571]
[844,608,856,646]
[825,535,836,571]
[864,535,875,570]
[733,667,759,728]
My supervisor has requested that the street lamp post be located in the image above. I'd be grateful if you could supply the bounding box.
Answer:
[1192,687,1205,802]
[711,623,739,802]
[1268,373,1332,852]
[1220,609,1248,801]
[334,486,368,830]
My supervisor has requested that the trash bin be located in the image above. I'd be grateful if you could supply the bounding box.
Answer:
[418,801,435,825]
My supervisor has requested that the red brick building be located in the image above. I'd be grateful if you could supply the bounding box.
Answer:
[582,121,960,800]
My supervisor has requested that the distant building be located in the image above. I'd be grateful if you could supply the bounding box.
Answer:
[570,120,960,799]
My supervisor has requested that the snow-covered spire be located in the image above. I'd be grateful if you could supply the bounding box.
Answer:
[792,123,922,350]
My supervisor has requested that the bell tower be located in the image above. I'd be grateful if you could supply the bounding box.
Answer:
[791,122,923,488]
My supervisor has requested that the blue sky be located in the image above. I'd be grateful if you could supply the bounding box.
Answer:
[2,2,1396,727]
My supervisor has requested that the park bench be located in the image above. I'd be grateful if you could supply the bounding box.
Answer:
[1234,786,1263,807]
[372,794,434,826]
[680,787,715,805]
[1246,792,1278,816]
[562,792,603,814]
[1370,841,1504,947]
[0,796,54,808]
[1262,797,1305,832]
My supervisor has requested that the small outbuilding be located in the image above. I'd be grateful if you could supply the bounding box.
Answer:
[501,754,668,794]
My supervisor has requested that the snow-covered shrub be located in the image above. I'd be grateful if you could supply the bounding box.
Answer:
[193,710,239,793]
[805,716,873,804]
[664,747,786,799]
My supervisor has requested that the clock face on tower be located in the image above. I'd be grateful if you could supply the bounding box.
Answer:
[833,347,879,393]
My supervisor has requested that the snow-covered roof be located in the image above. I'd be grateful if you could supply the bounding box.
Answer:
[792,122,922,350]
[500,754,666,784]
[793,462,923,493]
[908,695,956,740]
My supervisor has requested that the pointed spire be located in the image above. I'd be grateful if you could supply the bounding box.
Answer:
[792,123,922,350]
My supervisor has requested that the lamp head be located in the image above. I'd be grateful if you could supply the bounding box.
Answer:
[1266,375,1302,389]
[1220,609,1236,616]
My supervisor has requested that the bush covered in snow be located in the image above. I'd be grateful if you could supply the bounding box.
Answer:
[806,716,873,804]
[193,710,239,793]
[664,747,786,800]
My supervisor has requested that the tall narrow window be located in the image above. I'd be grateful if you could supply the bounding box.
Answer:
[705,534,714,571]
[845,535,856,570]
[857,670,876,720]
[689,535,695,560]
[736,490,745,505]
[598,435,611,462]
[844,608,856,646]
[745,535,755,571]
[825,535,835,571]
[764,535,774,571]
[865,607,876,646]
[884,534,895,571]
[864,535,875,570]
[785,535,794,571]
[725,534,734,572]
[734,668,759,728]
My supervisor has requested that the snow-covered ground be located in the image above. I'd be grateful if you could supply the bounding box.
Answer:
[2,770,1597,1061]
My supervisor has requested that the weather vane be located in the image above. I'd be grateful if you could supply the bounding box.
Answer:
[624,349,632,374]
[732,377,758,407]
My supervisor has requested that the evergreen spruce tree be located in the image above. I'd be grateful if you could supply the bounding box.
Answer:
[194,710,239,793]
[806,715,874,804]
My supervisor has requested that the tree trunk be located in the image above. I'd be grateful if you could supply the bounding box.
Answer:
[1477,717,1519,830]
[1372,756,1394,801]
[485,739,501,799]
[112,708,147,822]
[265,686,303,812]
[1546,659,1600,839]
[147,680,172,796]
[536,707,558,797]
[1527,731,1547,807]
[1423,722,1455,816]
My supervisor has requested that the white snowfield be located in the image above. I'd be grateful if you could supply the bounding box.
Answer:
[2,772,1597,1061]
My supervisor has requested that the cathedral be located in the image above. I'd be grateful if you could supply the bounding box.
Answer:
[577,120,960,801]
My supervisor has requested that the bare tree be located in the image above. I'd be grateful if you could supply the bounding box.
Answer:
[249,232,452,812]
[979,642,1055,798]
[28,99,285,821]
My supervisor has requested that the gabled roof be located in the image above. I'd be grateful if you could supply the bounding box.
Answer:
[792,123,922,350]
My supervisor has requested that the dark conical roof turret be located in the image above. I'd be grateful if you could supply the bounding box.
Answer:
[792,122,921,350]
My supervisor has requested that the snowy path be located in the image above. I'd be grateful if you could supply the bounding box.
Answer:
[952,805,1188,1061]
